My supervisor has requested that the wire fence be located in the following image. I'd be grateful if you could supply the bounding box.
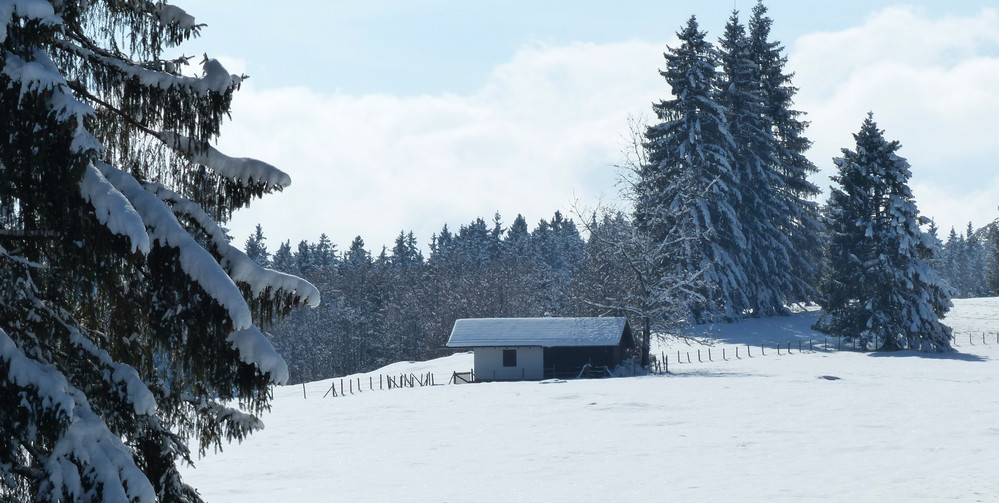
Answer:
[651,331,999,375]
[305,370,476,399]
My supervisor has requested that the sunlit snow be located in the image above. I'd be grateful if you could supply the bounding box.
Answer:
[182,298,999,502]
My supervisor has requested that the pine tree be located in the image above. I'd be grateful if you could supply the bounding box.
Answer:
[985,220,999,295]
[271,240,297,274]
[637,15,747,322]
[942,227,964,294]
[244,223,270,267]
[311,233,337,270]
[816,114,952,351]
[718,10,801,317]
[390,230,423,270]
[343,236,371,267]
[748,0,823,302]
[0,3,319,501]
[962,222,987,297]
[295,239,313,275]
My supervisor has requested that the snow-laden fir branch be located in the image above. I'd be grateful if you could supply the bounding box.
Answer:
[0,328,157,503]
[54,38,242,96]
[95,161,254,331]
[1,50,102,153]
[79,163,152,254]
[0,0,58,44]
[146,181,318,305]
[156,131,292,190]
[97,170,307,384]
[228,326,289,385]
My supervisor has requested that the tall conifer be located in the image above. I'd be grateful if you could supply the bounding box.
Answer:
[636,16,746,322]
[1,3,318,500]
[817,114,953,351]
[748,1,823,302]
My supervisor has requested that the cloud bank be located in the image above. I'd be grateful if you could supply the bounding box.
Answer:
[220,6,999,252]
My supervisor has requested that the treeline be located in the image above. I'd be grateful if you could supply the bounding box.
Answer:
[935,222,999,298]
[246,212,641,383]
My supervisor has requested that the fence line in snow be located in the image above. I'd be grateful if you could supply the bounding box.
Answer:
[651,331,999,375]
[312,371,449,399]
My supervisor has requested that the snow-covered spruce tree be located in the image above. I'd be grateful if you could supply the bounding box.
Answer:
[986,220,999,295]
[636,15,747,323]
[717,10,803,317]
[816,114,953,351]
[962,222,988,297]
[747,0,822,303]
[1,2,319,501]
[244,223,270,267]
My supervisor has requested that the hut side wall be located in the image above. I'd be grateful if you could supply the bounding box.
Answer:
[473,346,544,381]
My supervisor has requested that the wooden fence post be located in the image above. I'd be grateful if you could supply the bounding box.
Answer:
[761,344,765,356]
[302,382,307,399]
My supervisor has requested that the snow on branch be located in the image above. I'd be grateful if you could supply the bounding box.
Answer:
[0,0,58,44]
[148,182,319,306]
[0,327,75,423]
[49,390,157,503]
[0,328,156,502]
[63,323,157,416]
[156,131,292,190]
[228,326,289,385]
[2,50,101,153]
[95,161,255,331]
[54,39,242,96]
[79,163,151,254]
[155,4,197,31]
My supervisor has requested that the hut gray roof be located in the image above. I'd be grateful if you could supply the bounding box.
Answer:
[446,317,632,348]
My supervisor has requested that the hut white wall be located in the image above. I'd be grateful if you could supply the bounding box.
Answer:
[473,346,543,381]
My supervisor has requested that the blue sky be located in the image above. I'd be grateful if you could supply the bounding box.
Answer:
[181,1,992,95]
[172,1,999,252]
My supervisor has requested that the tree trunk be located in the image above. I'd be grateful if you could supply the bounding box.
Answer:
[641,315,651,367]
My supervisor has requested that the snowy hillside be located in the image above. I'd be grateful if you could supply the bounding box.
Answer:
[181,298,999,502]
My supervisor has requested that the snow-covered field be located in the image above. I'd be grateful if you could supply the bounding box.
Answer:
[182,298,999,502]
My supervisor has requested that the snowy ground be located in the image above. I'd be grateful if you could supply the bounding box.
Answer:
[182,298,999,502]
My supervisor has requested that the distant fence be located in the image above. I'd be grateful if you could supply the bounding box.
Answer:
[310,369,478,398]
[651,330,999,375]
[319,371,439,398]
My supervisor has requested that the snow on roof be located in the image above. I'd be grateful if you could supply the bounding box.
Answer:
[446,317,631,348]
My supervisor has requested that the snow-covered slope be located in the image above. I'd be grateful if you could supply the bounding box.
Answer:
[182,299,999,502]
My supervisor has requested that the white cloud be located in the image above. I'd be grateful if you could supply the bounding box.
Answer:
[790,6,999,231]
[218,5,999,254]
[222,40,666,251]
